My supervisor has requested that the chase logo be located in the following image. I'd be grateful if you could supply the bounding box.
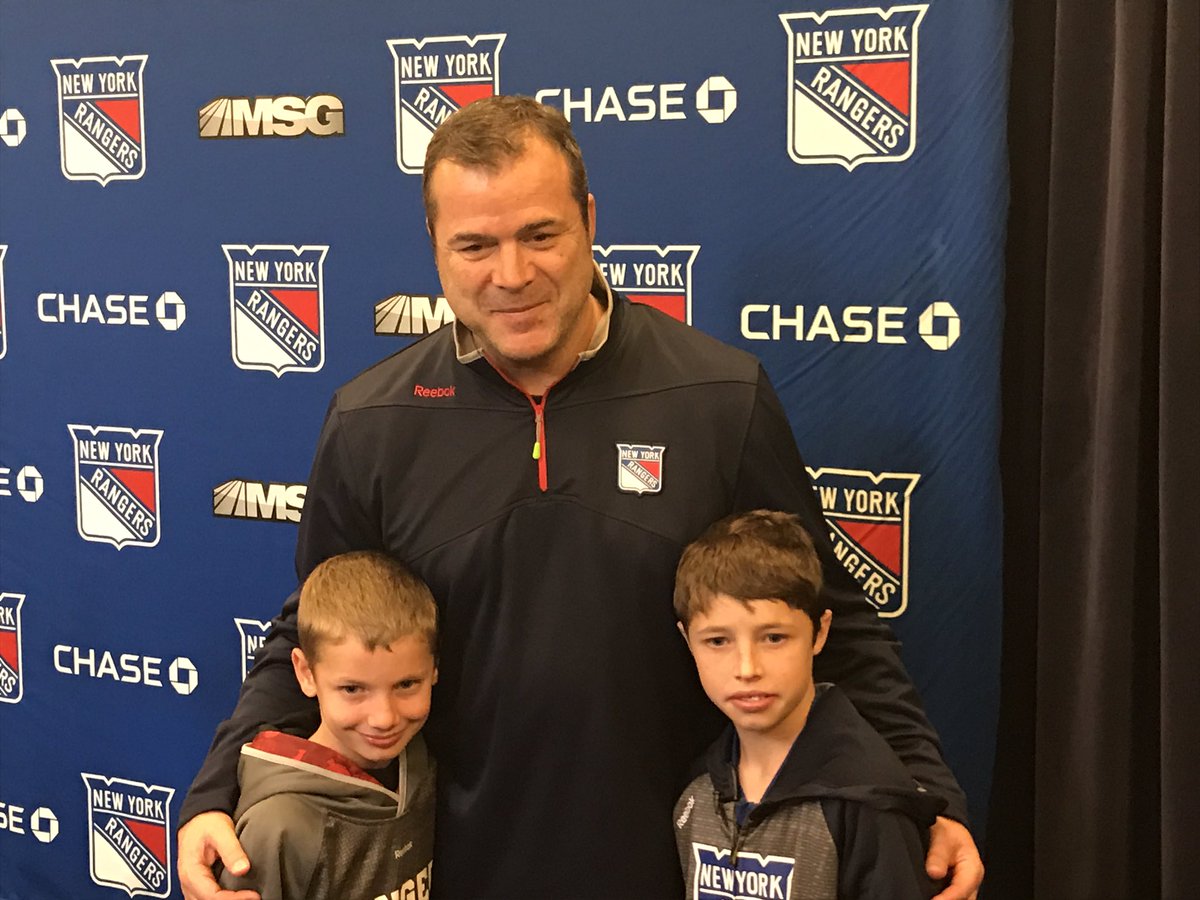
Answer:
[0,244,7,359]
[387,34,505,174]
[594,245,699,325]
[222,244,327,376]
[234,618,271,682]
[616,443,665,495]
[809,466,919,616]
[69,424,163,550]
[81,773,174,898]
[199,94,345,138]
[0,593,24,704]
[51,55,147,184]
[691,843,795,900]
[375,292,455,335]
[779,5,928,169]
[212,478,305,523]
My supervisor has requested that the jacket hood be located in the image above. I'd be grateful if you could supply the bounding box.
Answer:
[705,684,945,825]
[236,731,430,819]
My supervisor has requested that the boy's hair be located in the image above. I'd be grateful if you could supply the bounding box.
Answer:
[674,510,825,631]
[422,94,590,235]
[298,551,437,662]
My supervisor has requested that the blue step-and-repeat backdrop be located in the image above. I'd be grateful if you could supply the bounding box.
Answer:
[0,2,1007,896]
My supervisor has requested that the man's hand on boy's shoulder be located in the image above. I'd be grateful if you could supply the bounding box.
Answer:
[178,811,260,900]
[926,816,984,900]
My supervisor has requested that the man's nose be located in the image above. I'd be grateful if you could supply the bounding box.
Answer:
[493,241,534,289]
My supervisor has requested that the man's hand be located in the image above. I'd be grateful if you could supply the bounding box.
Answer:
[177,811,259,900]
[927,815,983,900]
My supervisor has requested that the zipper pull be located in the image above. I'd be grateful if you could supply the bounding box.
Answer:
[532,408,544,459]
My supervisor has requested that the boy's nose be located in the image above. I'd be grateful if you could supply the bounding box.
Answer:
[736,645,762,680]
[366,699,400,730]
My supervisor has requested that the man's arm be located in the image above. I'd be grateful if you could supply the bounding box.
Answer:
[733,369,968,820]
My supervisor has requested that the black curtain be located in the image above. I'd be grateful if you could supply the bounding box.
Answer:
[988,0,1198,897]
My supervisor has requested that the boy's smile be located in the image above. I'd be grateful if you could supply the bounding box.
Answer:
[683,595,830,743]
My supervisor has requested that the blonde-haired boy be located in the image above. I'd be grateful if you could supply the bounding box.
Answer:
[220,551,437,900]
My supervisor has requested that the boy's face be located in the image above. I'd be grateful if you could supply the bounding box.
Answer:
[682,595,830,743]
[292,634,437,771]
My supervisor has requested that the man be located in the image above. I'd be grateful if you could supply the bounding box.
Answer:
[179,96,983,900]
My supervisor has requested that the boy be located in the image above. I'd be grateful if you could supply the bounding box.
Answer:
[219,551,437,900]
[673,511,945,899]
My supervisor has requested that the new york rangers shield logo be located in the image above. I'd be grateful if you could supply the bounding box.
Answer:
[0,244,7,359]
[594,245,699,325]
[779,6,927,169]
[70,424,163,550]
[234,617,272,682]
[0,593,24,704]
[617,443,666,495]
[81,773,174,898]
[388,34,506,174]
[692,844,797,900]
[51,55,147,184]
[223,244,327,376]
[809,466,919,616]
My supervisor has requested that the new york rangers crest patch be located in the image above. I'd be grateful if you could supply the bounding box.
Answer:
[617,443,666,495]
[594,245,699,325]
[388,34,506,174]
[0,593,25,704]
[223,244,327,376]
[691,844,797,900]
[51,55,147,184]
[808,466,919,616]
[779,6,928,169]
[81,773,174,898]
[70,424,163,550]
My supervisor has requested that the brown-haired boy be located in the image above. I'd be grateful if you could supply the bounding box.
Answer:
[219,551,437,900]
[673,510,945,899]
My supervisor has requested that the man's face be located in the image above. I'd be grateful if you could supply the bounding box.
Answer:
[426,135,598,383]
[684,595,830,742]
[292,634,437,771]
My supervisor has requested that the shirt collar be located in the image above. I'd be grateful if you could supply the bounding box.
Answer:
[452,260,614,366]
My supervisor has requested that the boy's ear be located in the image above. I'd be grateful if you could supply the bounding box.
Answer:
[676,621,690,646]
[812,609,833,656]
[292,647,318,698]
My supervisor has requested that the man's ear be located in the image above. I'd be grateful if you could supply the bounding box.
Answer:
[586,193,597,242]
[292,647,318,698]
[812,609,833,656]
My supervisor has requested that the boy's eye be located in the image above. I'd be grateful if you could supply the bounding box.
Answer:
[763,633,788,644]
[703,636,728,648]
[397,679,421,691]
[338,684,362,695]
